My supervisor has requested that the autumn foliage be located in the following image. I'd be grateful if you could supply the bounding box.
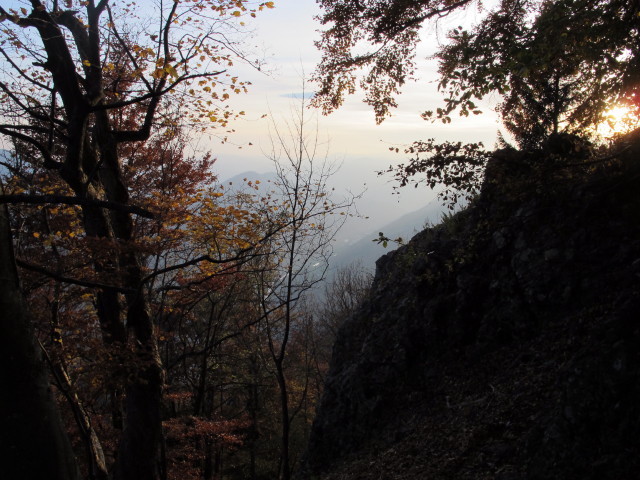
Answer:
[0,0,343,479]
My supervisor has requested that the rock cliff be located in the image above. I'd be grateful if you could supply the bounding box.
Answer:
[302,133,640,479]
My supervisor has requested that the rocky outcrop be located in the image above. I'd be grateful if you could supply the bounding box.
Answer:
[302,135,640,479]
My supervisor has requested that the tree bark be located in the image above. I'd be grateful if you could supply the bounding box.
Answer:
[276,361,291,480]
[0,202,80,480]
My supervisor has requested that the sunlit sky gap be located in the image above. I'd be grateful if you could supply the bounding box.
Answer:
[205,0,502,233]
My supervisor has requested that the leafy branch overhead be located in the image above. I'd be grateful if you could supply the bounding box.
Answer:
[314,0,639,130]
[312,0,475,123]
[313,0,639,203]
[382,140,491,207]
[436,0,640,146]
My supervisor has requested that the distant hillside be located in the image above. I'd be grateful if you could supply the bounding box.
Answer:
[329,200,448,273]
[223,171,449,275]
[301,132,640,480]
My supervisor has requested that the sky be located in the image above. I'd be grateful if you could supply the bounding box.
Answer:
[0,0,501,244]
[205,0,501,239]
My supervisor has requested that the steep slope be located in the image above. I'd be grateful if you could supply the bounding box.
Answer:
[301,133,640,479]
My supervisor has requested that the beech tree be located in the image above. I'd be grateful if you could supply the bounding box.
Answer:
[314,0,639,127]
[435,0,640,146]
[312,0,475,123]
[2,119,270,478]
[0,1,272,479]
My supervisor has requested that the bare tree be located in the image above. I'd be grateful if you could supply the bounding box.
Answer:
[320,261,373,339]
[254,89,357,480]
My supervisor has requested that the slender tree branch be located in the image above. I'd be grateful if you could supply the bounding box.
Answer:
[16,258,136,294]
[0,127,60,169]
[106,4,153,92]
[0,48,53,91]
[0,81,59,126]
[0,193,154,218]
[96,71,226,112]
[140,247,254,284]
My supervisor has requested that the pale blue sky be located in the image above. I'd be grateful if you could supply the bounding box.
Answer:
[208,0,500,235]
[211,0,500,171]
[0,0,501,240]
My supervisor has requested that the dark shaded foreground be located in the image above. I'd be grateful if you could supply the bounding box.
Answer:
[302,133,640,479]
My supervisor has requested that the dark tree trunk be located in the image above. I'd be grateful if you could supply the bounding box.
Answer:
[113,373,163,480]
[247,358,260,480]
[0,203,80,480]
[203,438,213,480]
[276,361,291,480]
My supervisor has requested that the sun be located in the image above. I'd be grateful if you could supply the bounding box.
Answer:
[605,105,630,123]
[596,103,639,139]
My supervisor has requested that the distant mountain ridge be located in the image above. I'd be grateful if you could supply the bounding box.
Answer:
[223,170,449,273]
[329,200,447,273]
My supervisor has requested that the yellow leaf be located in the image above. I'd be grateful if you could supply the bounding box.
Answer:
[232,10,241,16]
[33,232,40,238]
[164,64,178,78]
[265,2,275,8]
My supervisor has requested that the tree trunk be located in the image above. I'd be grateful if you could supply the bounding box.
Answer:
[248,363,260,480]
[276,360,291,480]
[0,203,80,480]
[113,373,163,480]
[60,117,165,480]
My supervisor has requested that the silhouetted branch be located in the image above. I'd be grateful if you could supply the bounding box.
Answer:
[16,259,135,294]
[0,194,154,218]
